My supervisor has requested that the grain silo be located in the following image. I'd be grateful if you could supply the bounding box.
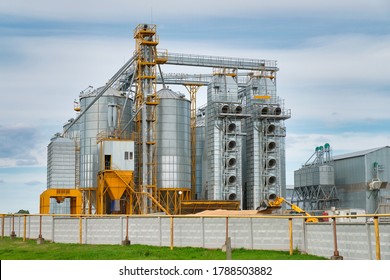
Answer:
[79,86,133,213]
[156,88,191,212]
[45,134,77,214]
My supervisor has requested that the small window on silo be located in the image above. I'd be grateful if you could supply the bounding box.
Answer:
[125,152,129,160]
[130,152,133,160]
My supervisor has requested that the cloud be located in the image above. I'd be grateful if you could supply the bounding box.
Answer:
[0,36,130,126]
[24,180,43,186]
[0,125,47,167]
[0,0,388,22]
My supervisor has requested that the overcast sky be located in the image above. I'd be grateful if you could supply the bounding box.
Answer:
[1,0,389,213]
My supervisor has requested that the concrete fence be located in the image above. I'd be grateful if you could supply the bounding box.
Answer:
[1,214,390,260]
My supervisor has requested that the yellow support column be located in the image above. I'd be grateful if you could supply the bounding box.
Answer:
[133,24,159,214]
[374,216,381,260]
[185,84,202,200]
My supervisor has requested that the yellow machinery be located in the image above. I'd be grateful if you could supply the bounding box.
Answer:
[258,194,319,223]
[40,188,82,215]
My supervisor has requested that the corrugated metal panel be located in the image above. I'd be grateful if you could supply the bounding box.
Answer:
[195,125,205,199]
[333,146,389,160]
[79,87,133,188]
[47,136,76,189]
[334,147,390,213]
[334,156,366,185]
[294,165,334,187]
[205,75,242,204]
[156,88,191,189]
[365,147,390,182]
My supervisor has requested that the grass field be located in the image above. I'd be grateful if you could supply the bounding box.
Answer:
[0,237,326,260]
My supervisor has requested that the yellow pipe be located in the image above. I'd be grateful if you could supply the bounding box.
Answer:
[79,216,83,244]
[170,216,174,250]
[289,218,293,255]
[374,216,381,260]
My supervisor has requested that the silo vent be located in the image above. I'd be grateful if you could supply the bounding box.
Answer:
[226,140,236,150]
[226,157,236,168]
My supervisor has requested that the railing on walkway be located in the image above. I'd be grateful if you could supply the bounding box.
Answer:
[1,213,390,260]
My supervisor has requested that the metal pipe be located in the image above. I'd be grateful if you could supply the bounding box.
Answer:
[330,217,343,259]
[120,68,137,126]
[157,64,166,89]
[332,217,339,256]
[225,217,229,242]
[374,216,381,260]
[62,53,138,136]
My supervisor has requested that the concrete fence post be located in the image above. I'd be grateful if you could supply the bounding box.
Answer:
[1,214,4,239]
[201,217,205,248]
[37,215,44,244]
[51,216,55,242]
[10,215,16,238]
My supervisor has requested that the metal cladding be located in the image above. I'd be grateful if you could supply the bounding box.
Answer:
[47,134,76,189]
[79,87,133,189]
[63,118,80,187]
[156,88,191,189]
[244,75,291,209]
[205,75,244,207]
[196,123,205,199]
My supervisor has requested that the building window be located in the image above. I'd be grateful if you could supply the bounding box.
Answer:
[125,152,133,160]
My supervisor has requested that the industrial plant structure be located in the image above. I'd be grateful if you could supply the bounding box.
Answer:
[292,145,390,214]
[40,23,291,215]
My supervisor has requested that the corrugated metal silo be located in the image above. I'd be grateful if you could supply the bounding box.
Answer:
[195,120,205,199]
[156,88,191,189]
[63,118,80,187]
[47,134,76,189]
[79,87,133,189]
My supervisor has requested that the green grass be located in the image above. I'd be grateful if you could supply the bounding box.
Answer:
[0,237,326,260]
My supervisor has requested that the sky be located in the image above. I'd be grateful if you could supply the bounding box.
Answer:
[0,0,389,213]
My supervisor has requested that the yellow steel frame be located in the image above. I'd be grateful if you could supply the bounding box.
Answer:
[97,170,170,215]
[39,188,82,215]
[133,24,159,213]
[158,188,191,214]
[80,188,95,215]
[184,84,202,200]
